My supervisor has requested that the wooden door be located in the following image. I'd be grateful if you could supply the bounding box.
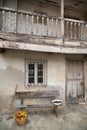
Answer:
[66,60,85,103]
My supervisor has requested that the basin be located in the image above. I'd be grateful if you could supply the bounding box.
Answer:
[52,99,63,106]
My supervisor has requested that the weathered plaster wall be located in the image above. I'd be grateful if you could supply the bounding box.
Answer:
[47,54,66,101]
[0,49,66,113]
[0,50,66,91]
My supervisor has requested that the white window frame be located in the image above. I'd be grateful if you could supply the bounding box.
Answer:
[26,60,47,86]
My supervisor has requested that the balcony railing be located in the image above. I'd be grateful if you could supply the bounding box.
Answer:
[64,18,87,41]
[0,7,61,38]
[0,7,87,42]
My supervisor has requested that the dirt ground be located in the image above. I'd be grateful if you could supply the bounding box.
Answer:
[0,104,87,130]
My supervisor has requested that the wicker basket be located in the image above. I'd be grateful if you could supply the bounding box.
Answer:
[14,110,28,126]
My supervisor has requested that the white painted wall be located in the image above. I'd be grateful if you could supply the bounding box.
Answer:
[0,50,66,102]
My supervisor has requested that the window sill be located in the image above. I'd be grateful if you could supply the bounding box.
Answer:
[26,84,47,88]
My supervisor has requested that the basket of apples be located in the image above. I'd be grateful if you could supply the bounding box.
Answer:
[14,110,28,125]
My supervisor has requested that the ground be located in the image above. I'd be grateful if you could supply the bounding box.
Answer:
[0,104,87,130]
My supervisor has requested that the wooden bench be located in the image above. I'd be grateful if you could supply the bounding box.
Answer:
[15,90,62,116]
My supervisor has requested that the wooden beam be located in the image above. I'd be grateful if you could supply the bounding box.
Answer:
[61,0,64,18]
[61,0,64,45]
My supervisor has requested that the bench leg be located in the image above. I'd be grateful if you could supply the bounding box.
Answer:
[20,99,24,110]
[54,106,58,117]
[21,99,23,105]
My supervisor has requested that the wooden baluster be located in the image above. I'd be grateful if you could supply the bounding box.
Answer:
[70,21,73,39]
[56,19,58,37]
[26,14,29,34]
[14,12,17,33]
[78,23,81,40]
[80,23,83,40]
[74,22,77,39]
[36,16,39,35]
[2,10,5,32]
[83,23,85,40]
[31,15,34,34]
[42,16,44,35]
[20,13,23,33]
[66,21,69,39]
[51,18,53,36]
[47,17,49,36]
[8,11,11,32]
[84,23,87,40]
[86,24,87,40]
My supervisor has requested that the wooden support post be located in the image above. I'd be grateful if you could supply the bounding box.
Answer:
[61,0,64,45]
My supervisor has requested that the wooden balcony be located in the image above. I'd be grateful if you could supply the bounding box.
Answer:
[0,7,61,38]
[0,6,87,53]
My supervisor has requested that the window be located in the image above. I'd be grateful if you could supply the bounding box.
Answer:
[26,61,46,86]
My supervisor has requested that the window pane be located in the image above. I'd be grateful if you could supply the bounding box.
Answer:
[28,63,35,84]
[38,64,43,70]
[28,78,34,83]
[29,70,34,76]
[28,64,34,70]
[38,71,43,76]
[38,77,43,84]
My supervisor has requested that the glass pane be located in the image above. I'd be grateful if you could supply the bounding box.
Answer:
[28,78,34,83]
[38,71,43,76]
[29,70,34,76]
[38,63,43,70]
[38,77,43,84]
[28,64,34,70]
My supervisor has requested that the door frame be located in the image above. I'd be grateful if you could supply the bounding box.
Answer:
[65,58,85,104]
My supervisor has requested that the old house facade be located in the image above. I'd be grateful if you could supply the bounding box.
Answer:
[0,0,87,113]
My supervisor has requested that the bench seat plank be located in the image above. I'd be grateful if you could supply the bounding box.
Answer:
[15,91,59,99]
[15,104,54,108]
